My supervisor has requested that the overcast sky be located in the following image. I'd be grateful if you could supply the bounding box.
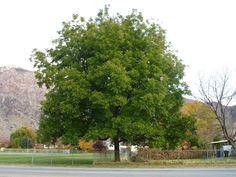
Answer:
[1,0,236,96]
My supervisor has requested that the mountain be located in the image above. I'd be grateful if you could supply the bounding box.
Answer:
[0,66,235,144]
[226,105,236,122]
[184,98,236,122]
[0,66,46,142]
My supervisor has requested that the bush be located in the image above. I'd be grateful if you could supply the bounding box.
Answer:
[0,141,10,148]
[93,140,107,152]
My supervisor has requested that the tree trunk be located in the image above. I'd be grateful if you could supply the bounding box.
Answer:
[215,115,236,150]
[223,126,236,150]
[229,138,236,150]
[114,137,120,162]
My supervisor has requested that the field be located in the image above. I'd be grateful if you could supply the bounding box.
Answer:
[0,152,113,166]
[1,151,236,167]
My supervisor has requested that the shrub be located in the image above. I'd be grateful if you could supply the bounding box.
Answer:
[93,140,107,152]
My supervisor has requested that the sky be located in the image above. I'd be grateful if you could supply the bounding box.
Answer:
[0,0,236,96]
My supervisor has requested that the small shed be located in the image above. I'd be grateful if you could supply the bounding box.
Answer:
[210,140,228,151]
[210,140,234,157]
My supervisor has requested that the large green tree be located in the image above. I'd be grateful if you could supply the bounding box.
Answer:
[31,7,193,161]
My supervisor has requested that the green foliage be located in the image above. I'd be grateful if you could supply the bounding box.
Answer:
[10,127,36,148]
[21,136,33,149]
[32,6,192,152]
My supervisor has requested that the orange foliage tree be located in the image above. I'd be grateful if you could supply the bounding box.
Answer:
[181,101,221,148]
[79,139,94,151]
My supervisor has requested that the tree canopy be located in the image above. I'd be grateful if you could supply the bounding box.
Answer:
[181,101,221,148]
[10,127,36,148]
[31,7,194,161]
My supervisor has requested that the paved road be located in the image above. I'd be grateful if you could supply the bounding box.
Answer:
[0,166,236,177]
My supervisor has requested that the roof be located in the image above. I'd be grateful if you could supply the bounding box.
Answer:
[210,140,228,144]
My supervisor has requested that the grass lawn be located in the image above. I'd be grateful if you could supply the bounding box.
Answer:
[0,152,113,166]
[1,152,236,167]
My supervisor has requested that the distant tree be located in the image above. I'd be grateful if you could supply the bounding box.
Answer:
[10,127,36,148]
[21,136,33,149]
[31,6,193,161]
[79,139,93,151]
[199,71,236,149]
[181,101,222,148]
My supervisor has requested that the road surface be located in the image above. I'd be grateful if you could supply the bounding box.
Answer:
[0,166,236,177]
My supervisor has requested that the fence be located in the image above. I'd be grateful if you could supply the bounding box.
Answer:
[0,148,235,165]
[1,148,70,154]
[0,149,114,166]
[131,148,236,162]
[132,149,215,161]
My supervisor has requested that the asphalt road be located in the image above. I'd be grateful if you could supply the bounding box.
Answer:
[0,166,236,177]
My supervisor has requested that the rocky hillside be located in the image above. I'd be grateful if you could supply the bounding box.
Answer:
[226,105,236,122]
[0,66,235,144]
[185,98,236,122]
[0,66,46,142]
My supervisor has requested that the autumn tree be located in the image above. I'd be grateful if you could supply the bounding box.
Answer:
[31,6,194,161]
[79,139,94,151]
[182,101,222,148]
[10,127,36,148]
[199,71,236,149]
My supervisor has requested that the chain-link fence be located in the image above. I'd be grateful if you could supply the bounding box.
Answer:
[0,148,235,165]
[131,149,214,161]
[0,149,114,166]
[130,148,236,162]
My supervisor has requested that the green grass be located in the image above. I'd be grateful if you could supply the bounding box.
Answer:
[1,152,236,167]
[0,152,108,166]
